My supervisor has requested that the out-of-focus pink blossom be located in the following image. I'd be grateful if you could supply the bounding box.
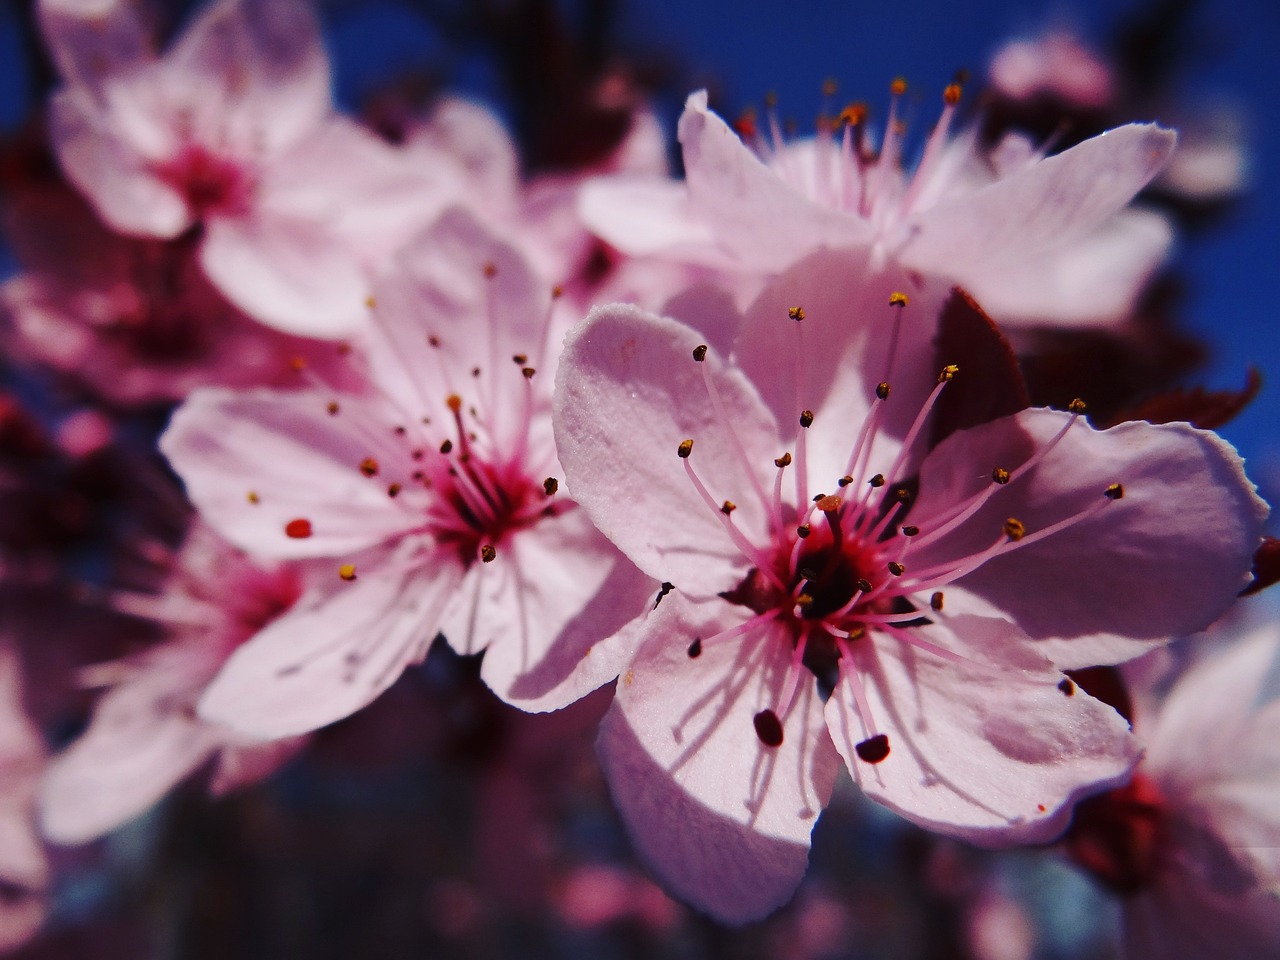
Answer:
[988,34,1115,109]
[2,184,357,406]
[160,209,653,739]
[552,252,1265,921]
[0,644,48,952]
[581,88,1176,327]
[1069,623,1280,960]
[38,525,308,844]
[41,0,453,337]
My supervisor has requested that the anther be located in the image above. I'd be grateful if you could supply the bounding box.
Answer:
[387,483,402,498]
[938,364,960,383]
[446,394,462,413]
[774,452,793,468]
[246,491,259,504]
[693,344,708,361]
[288,356,306,372]
[799,409,814,428]
[339,564,357,581]
[327,401,339,415]
[1068,398,1087,414]
[795,593,814,610]
[876,382,891,400]
[677,439,694,459]
[797,524,811,539]
[869,474,885,488]
[479,544,497,563]
[1058,678,1076,696]
[522,367,536,379]
[687,637,702,658]
[552,285,564,299]
[753,709,785,747]
[887,561,905,577]
[838,103,867,127]
[943,83,963,106]
[1104,483,1125,500]
[992,467,1011,484]
[364,296,376,309]
[856,734,890,763]
[359,457,379,477]
[890,76,907,96]
[930,591,944,611]
[894,487,911,504]
[855,578,873,594]
[1004,517,1026,541]
[285,518,312,539]
[822,77,838,97]
[482,262,497,279]
[888,292,909,307]
[440,439,454,454]
[901,525,919,537]
[838,476,854,487]
[721,500,736,515]
[788,306,805,321]
[543,477,558,496]
[428,335,441,348]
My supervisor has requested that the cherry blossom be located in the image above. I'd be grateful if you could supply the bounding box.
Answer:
[159,208,653,739]
[580,88,1176,326]
[552,250,1266,921]
[1067,621,1280,959]
[1,183,357,406]
[38,525,309,844]
[41,0,451,337]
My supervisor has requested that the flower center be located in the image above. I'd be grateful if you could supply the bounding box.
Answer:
[154,143,252,218]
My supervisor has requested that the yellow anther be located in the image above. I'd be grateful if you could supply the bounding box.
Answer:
[1068,398,1088,414]
[992,467,1010,485]
[788,306,806,321]
[938,364,960,383]
[890,76,907,96]
[943,83,963,105]
[1105,483,1125,500]
[678,439,694,459]
[888,291,909,307]
[246,491,260,504]
[359,457,379,477]
[721,500,737,515]
[1004,517,1026,541]
[876,382,891,400]
[480,544,497,562]
[339,564,357,581]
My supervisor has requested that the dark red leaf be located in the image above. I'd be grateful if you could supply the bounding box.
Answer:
[928,288,1030,449]
[1110,368,1261,430]
[1241,537,1280,597]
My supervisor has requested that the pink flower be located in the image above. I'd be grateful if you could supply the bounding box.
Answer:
[42,0,450,336]
[552,250,1266,921]
[1068,623,1280,959]
[581,89,1176,326]
[38,525,308,844]
[2,182,358,406]
[159,209,652,739]
[0,643,48,952]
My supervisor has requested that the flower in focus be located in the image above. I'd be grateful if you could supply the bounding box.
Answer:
[1067,623,1280,960]
[160,209,653,739]
[552,250,1266,920]
[581,87,1176,327]
[38,524,309,844]
[41,0,451,336]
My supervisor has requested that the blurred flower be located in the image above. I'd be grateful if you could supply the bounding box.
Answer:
[38,524,309,844]
[1067,622,1280,959]
[0,643,48,953]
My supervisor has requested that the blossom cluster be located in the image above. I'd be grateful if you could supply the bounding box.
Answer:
[0,1,1276,956]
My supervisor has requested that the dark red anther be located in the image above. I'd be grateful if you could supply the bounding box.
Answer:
[855,734,890,763]
[753,710,784,747]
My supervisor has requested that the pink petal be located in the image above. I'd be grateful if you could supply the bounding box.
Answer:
[368,206,552,448]
[908,409,1267,668]
[198,557,460,738]
[468,510,656,711]
[598,595,840,923]
[160,389,414,559]
[734,248,951,486]
[826,615,1138,845]
[39,0,151,95]
[679,91,871,270]
[39,644,225,844]
[578,175,724,261]
[49,88,191,237]
[209,736,307,795]
[159,0,330,156]
[554,303,780,597]
[409,97,521,211]
[905,123,1176,282]
[962,208,1173,326]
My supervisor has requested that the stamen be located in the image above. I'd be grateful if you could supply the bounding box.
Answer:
[339,564,357,581]
[694,349,773,516]
[682,449,785,587]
